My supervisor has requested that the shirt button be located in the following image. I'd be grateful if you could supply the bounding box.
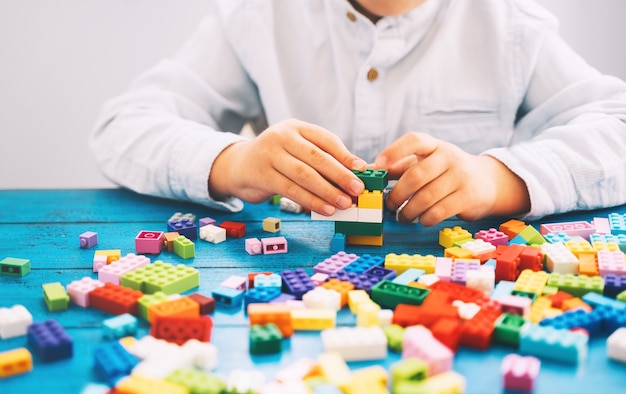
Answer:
[367,67,379,81]
[346,11,357,22]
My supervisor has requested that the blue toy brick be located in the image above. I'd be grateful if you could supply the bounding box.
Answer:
[328,270,381,292]
[601,305,626,333]
[342,254,385,274]
[544,232,570,244]
[167,218,198,240]
[393,268,425,285]
[212,286,244,309]
[102,313,138,340]
[582,292,626,311]
[509,234,528,245]
[27,320,73,362]
[363,265,396,281]
[94,341,137,386]
[254,273,282,289]
[331,233,346,253]
[609,213,626,235]
[244,287,282,306]
[280,269,316,299]
[519,324,588,364]
[539,309,603,336]
[603,275,626,298]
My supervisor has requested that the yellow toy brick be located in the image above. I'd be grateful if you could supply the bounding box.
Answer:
[94,249,121,264]
[416,370,466,394]
[358,190,383,209]
[443,247,473,261]
[592,241,621,253]
[345,366,389,394]
[348,290,371,314]
[346,234,384,246]
[356,301,381,327]
[291,309,336,330]
[384,253,436,275]
[528,297,561,323]
[0,347,32,378]
[116,375,188,394]
[439,226,472,249]
[565,240,594,257]
[318,352,352,388]
[514,269,549,295]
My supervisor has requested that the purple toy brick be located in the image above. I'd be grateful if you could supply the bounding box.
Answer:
[167,218,198,241]
[135,230,165,254]
[199,217,216,227]
[314,251,359,275]
[27,319,73,362]
[501,354,540,392]
[363,265,396,281]
[603,275,626,298]
[79,231,98,249]
[280,269,316,299]
[451,260,480,286]
[328,270,381,292]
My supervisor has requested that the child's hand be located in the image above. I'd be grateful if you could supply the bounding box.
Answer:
[209,119,367,215]
[375,132,530,226]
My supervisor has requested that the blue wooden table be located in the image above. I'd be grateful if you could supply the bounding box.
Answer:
[1,189,625,393]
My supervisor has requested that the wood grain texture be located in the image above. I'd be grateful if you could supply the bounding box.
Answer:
[1,189,625,393]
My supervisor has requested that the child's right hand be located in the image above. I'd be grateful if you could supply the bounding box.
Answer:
[209,119,367,215]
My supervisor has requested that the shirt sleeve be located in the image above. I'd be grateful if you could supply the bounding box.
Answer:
[89,2,261,211]
[483,5,626,220]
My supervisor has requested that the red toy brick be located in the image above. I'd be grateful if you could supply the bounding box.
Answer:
[188,293,215,315]
[219,221,246,238]
[89,283,143,316]
[392,304,422,327]
[495,245,524,282]
[545,291,574,309]
[430,317,463,352]
[428,280,485,303]
[151,315,213,345]
[518,247,544,272]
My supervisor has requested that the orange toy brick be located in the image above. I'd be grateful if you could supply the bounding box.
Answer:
[0,347,32,378]
[147,296,199,323]
[562,297,592,312]
[219,221,246,238]
[495,244,524,282]
[500,219,527,240]
[247,303,294,338]
[321,279,355,307]
[163,232,180,252]
[89,283,143,316]
[578,253,599,276]
[151,315,213,345]
[391,304,421,327]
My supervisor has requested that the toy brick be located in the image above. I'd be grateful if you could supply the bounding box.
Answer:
[167,218,197,241]
[353,168,389,191]
[89,283,143,316]
[391,357,428,393]
[198,217,216,227]
[429,280,485,303]
[245,238,263,255]
[218,220,246,238]
[94,340,137,385]
[346,366,389,394]
[261,236,288,254]
[519,323,588,364]
[245,287,282,306]
[607,327,626,363]
[318,352,351,387]
[499,295,532,316]
[311,206,358,222]
[212,286,244,309]
[450,259,480,286]
[547,273,604,298]
[335,221,383,236]
[321,326,387,361]
[221,275,247,291]
[494,244,524,282]
[66,276,105,307]
[494,313,529,346]
[518,247,544,272]
[444,246,474,261]
[540,220,595,239]
[0,305,33,339]
[394,370,465,394]
[356,300,381,327]
[459,305,501,350]
[137,291,169,321]
[501,354,540,392]
[539,308,603,336]
[363,265,396,281]
[27,319,73,362]
[466,268,495,295]
[371,280,430,309]
[461,239,496,259]
[544,232,570,244]
[135,230,165,254]
[597,249,626,277]
[280,196,303,213]
[0,257,31,277]
[169,212,196,223]
[514,269,549,295]
[439,226,472,249]
[518,225,545,245]
[102,313,137,339]
[321,278,355,307]
[0,348,32,378]
[331,233,346,252]
[151,315,212,345]
[98,253,151,285]
[357,190,384,209]
[604,274,626,298]
[314,251,359,275]
[346,234,384,246]
[163,231,180,251]
[342,254,384,274]
[79,231,98,249]
[475,228,508,246]
[393,268,426,285]
[247,303,294,337]
[116,374,188,394]
[592,241,621,253]
[121,260,199,295]
[561,297,592,312]
[92,254,108,273]
[402,325,453,376]
[500,219,527,240]
[429,317,463,352]
[303,287,342,311]
[357,207,383,223]
[261,217,281,233]
[327,270,381,292]
[609,213,626,235]
[94,249,121,264]
[291,309,336,330]
[540,242,579,274]
[187,292,215,315]
[166,368,226,394]
[42,282,70,312]
[247,272,273,289]
[385,253,437,275]
[249,323,283,355]
[254,273,281,288]
[281,269,316,299]
[268,194,282,205]
[173,235,195,259]
[148,296,200,324]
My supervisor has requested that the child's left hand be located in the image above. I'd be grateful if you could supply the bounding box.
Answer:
[375,132,530,226]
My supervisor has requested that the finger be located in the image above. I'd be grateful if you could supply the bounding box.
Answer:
[375,132,439,169]
[418,191,468,226]
[385,155,417,179]
[269,166,340,216]
[395,173,457,225]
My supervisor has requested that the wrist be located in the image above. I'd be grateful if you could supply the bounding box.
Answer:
[482,155,530,217]
[208,142,241,201]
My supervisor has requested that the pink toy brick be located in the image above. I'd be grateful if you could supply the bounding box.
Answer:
[597,250,626,278]
[540,221,595,239]
[220,275,248,291]
[499,295,532,316]
[0,305,33,339]
[66,277,105,307]
[314,251,359,275]
[92,254,108,273]
[261,237,288,254]
[475,228,508,246]
[402,325,454,376]
[434,257,453,282]
[199,217,216,227]
[98,253,150,285]
[135,231,165,254]
[593,217,611,235]
[310,272,329,286]
[245,238,263,255]
[79,231,98,249]
[501,354,540,392]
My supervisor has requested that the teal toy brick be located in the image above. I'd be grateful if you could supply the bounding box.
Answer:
[494,313,529,346]
[121,260,199,295]
[42,282,70,312]
[173,236,195,259]
[582,292,626,310]
[353,168,388,191]
[244,287,281,306]
[547,273,604,298]
[102,313,138,339]
[166,368,227,393]
[370,280,430,309]
[212,286,244,309]
[609,213,626,235]
[335,221,383,237]
[519,323,588,364]
[249,323,283,354]
[0,257,30,277]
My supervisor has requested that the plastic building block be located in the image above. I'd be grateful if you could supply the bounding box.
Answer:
[540,220,595,239]
[358,190,384,209]
[609,213,626,235]
[514,269,549,295]
[261,217,281,233]
[149,296,200,324]
[356,300,382,327]
[518,247,544,272]
[247,303,293,337]
[321,326,387,361]
[167,218,197,241]
[121,260,199,295]
[593,216,612,234]
[281,269,316,299]
[66,276,105,307]
[318,352,351,388]
[172,235,194,259]
[245,287,282,306]
[198,217,216,227]
[475,228,508,246]
[249,323,283,355]
[212,286,244,309]
[102,313,138,339]
[280,196,303,213]
[268,194,282,205]
[137,291,169,321]
[519,323,588,364]
[385,253,437,275]
[245,238,263,255]
[135,230,165,254]
[94,249,121,264]
[564,240,594,257]
[163,231,180,251]
[314,251,359,275]
[303,287,342,311]
[499,219,527,240]
[116,374,188,394]
[465,268,495,295]
[335,221,383,237]
[169,212,196,223]
[42,282,70,312]
[461,239,496,259]
[343,254,385,274]
[371,280,430,309]
[382,324,405,353]
[79,231,98,248]
[151,315,213,345]
[0,257,30,277]
[429,280,486,303]
[254,273,281,289]
[345,366,389,394]
[347,289,371,313]
[358,207,383,223]
[402,325,453,376]
[220,275,248,291]
[540,242,578,274]
[544,232,571,244]
[166,368,226,393]
[188,292,215,315]
[0,348,32,379]
[539,308,603,336]
[94,340,137,385]
[27,319,73,362]
[501,354,540,392]
[311,206,358,222]
[354,168,389,191]
[450,259,480,285]
[291,309,336,330]
[393,268,426,285]
[346,234,384,246]
[547,273,604,298]
[597,250,626,277]
[218,220,246,238]
[321,278,356,306]
[328,268,382,293]
[439,226,472,249]
[330,233,346,252]
[92,254,108,273]
[494,313,529,346]
[0,305,33,339]
[518,225,546,245]
[607,327,626,363]
[499,295,532,316]
[89,283,143,316]
[98,253,151,285]
[262,236,288,254]
[390,357,428,392]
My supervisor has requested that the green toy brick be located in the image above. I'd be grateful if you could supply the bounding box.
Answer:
[137,292,169,321]
[493,313,529,346]
[541,285,559,296]
[268,195,282,205]
[166,368,226,394]
[547,273,604,298]
[370,280,430,309]
[0,257,31,277]
[121,260,199,295]
[354,168,389,191]
[383,324,405,352]
[173,236,195,259]
[391,357,429,392]
[42,282,70,312]
[518,225,546,245]
[335,221,383,237]
[249,323,283,355]
[618,290,626,303]
[510,290,538,303]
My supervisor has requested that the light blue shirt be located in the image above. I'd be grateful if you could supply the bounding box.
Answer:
[91,0,626,219]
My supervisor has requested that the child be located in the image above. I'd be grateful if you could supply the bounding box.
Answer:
[90,0,626,226]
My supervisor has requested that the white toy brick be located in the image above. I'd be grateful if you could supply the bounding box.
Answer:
[418,273,441,286]
[461,239,497,257]
[607,327,626,363]
[358,208,383,223]
[311,207,358,222]
[303,287,341,311]
[465,268,495,295]
[181,339,218,371]
[280,197,303,214]
[200,224,226,244]
[220,275,248,291]
[227,369,266,394]
[0,304,33,339]
[275,358,316,383]
[378,309,394,327]
[169,212,196,223]
[321,326,387,361]
[541,242,579,274]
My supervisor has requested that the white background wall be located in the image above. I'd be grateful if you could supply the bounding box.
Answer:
[2,0,626,189]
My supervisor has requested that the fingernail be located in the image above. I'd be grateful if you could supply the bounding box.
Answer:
[336,195,352,209]
[323,204,335,215]
[350,179,364,195]
[352,158,367,170]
